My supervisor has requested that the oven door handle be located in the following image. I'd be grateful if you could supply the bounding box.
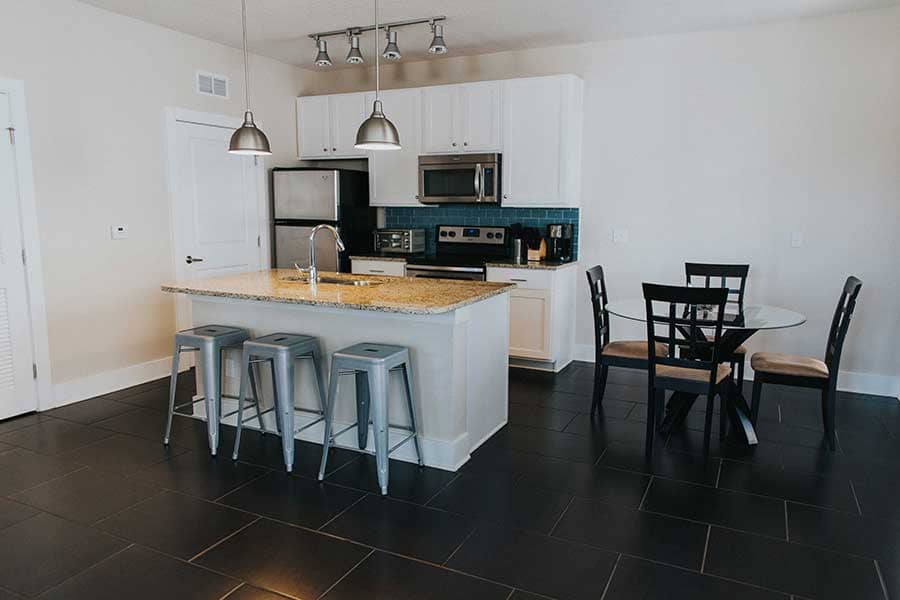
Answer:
[407,265,484,273]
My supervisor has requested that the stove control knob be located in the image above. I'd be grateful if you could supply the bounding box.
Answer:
[495,232,504,240]
[486,233,494,239]
[448,231,456,238]
[440,231,448,237]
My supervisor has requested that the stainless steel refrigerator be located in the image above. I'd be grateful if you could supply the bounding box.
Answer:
[271,168,374,272]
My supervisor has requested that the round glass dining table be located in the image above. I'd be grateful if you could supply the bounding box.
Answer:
[604,300,806,445]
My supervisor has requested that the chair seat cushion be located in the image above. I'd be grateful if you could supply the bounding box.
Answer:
[602,341,667,360]
[732,345,747,355]
[751,352,829,379]
[656,364,732,384]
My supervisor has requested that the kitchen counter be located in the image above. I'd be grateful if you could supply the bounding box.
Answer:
[162,269,513,315]
[162,269,511,471]
[350,254,579,271]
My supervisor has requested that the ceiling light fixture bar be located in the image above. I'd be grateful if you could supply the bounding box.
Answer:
[308,15,446,41]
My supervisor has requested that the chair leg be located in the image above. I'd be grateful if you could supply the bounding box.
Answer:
[645,385,656,459]
[310,344,329,418]
[750,379,763,426]
[318,361,341,481]
[355,371,371,450]
[736,358,745,388]
[200,343,221,456]
[231,349,253,461]
[163,347,181,445]
[273,352,296,472]
[269,359,281,435]
[248,361,264,435]
[401,361,424,467]
[703,388,715,457]
[369,365,391,495]
[592,363,609,417]
[821,386,837,451]
[719,381,729,441]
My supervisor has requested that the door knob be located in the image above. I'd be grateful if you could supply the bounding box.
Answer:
[185,256,204,264]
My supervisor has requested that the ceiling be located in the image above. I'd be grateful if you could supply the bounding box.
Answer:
[78,0,898,69]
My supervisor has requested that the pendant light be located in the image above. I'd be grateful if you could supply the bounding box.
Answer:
[229,0,271,155]
[355,0,401,150]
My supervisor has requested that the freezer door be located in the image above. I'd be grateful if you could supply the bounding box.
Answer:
[273,170,339,221]
[274,225,340,271]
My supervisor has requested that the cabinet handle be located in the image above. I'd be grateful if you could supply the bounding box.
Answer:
[503,194,509,199]
[323,148,328,152]
[451,142,457,147]
[332,147,337,151]
[369,269,385,273]
[185,256,204,264]
[463,142,468,146]
[510,278,528,282]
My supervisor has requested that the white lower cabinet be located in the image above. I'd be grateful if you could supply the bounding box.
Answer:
[351,259,406,277]
[487,265,577,371]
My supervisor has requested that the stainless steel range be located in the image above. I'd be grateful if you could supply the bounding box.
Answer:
[405,225,509,281]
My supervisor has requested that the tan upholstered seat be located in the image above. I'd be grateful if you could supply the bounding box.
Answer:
[656,364,732,384]
[750,352,829,379]
[731,345,747,355]
[602,341,667,360]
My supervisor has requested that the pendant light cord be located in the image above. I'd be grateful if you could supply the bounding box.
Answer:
[241,0,251,112]
[374,0,380,103]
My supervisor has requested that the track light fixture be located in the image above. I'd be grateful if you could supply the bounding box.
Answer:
[309,15,446,67]
[346,30,364,64]
[314,37,332,67]
[428,22,447,54]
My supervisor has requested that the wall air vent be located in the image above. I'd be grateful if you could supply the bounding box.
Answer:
[196,71,229,98]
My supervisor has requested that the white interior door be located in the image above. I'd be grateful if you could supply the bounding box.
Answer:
[0,92,37,419]
[172,118,263,330]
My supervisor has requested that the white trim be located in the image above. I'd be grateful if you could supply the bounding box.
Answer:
[575,343,900,399]
[0,78,52,411]
[51,355,189,409]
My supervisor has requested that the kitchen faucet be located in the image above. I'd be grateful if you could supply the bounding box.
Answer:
[306,224,346,284]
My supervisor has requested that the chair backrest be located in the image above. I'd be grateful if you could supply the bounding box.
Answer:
[642,283,729,391]
[685,263,749,316]
[585,266,610,353]
[824,276,862,378]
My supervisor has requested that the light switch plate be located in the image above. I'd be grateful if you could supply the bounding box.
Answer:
[791,231,803,248]
[110,225,129,240]
[613,228,630,244]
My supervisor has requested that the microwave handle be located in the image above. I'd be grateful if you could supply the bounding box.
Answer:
[474,164,482,202]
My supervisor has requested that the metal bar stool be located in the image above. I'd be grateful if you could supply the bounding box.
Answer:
[317,343,423,495]
[231,333,328,473]
[165,325,259,456]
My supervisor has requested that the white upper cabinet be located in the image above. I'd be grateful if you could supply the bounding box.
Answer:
[297,93,368,159]
[421,82,501,154]
[501,75,583,207]
[367,88,426,207]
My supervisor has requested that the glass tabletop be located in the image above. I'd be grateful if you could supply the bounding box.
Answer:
[605,299,806,331]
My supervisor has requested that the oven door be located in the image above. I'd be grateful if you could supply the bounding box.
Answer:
[418,158,499,204]
[405,265,486,281]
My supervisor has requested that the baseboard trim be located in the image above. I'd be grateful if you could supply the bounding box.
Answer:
[52,355,183,409]
[575,343,900,399]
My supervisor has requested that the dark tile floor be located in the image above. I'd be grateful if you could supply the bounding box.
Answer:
[0,363,896,598]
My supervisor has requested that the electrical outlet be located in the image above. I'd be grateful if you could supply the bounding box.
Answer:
[613,228,630,244]
[110,225,129,240]
[791,231,803,248]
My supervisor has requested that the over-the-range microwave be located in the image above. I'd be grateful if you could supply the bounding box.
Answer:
[417,153,500,204]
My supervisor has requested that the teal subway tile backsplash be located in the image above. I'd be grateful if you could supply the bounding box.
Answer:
[385,206,579,256]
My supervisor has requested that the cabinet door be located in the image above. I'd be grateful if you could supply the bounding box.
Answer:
[508,288,552,359]
[458,81,501,153]
[421,85,458,153]
[297,96,331,159]
[501,77,564,206]
[329,93,368,158]
[351,259,406,276]
[368,89,425,207]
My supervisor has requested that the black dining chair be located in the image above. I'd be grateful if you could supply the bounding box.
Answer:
[586,266,666,416]
[642,283,734,458]
[750,276,862,450]
[685,263,750,385]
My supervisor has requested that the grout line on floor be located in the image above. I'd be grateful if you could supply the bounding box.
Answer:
[714,459,723,488]
[317,493,369,531]
[849,480,863,516]
[598,554,621,600]
[873,559,890,600]
[423,472,461,507]
[784,501,790,541]
[7,464,90,498]
[442,526,478,566]
[216,581,247,600]
[34,543,135,597]
[211,470,272,503]
[90,488,170,527]
[699,525,712,573]
[777,404,782,423]
[592,446,608,467]
[637,475,654,510]
[548,496,576,536]
[315,548,375,600]
[188,516,260,562]
[503,587,516,600]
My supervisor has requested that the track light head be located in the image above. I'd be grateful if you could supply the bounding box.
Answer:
[314,37,332,67]
[382,28,401,61]
[346,32,364,64]
[428,23,447,55]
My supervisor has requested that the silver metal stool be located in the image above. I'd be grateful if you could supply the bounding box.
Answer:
[317,343,423,495]
[165,325,256,456]
[231,333,328,473]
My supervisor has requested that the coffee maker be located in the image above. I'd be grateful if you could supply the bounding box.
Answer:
[546,224,573,262]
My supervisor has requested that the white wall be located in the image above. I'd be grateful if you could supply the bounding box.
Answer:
[0,0,310,399]
[310,6,900,394]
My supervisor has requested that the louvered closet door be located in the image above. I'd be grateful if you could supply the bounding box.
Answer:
[0,92,36,419]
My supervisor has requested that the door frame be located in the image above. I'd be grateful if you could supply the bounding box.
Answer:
[163,107,269,331]
[0,78,52,411]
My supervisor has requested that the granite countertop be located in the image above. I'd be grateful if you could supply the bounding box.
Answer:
[161,269,514,315]
[350,254,579,271]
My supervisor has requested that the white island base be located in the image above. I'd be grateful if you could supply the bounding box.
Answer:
[186,293,509,471]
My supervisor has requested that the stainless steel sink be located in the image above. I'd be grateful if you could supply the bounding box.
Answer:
[281,275,382,287]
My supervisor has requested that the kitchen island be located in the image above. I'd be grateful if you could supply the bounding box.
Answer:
[162,270,514,471]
